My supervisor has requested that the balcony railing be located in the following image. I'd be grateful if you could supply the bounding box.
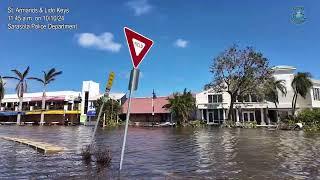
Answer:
[0,105,80,112]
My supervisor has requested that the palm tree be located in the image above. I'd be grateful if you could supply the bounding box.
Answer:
[28,68,62,125]
[0,76,5,105]
[291,72,313,116]
[164,88,196,126]
[264,77,287,122]
[3,67,30,124]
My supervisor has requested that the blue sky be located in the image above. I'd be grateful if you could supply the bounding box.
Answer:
[1,0,319,97]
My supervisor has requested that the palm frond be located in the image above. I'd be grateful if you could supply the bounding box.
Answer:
[47,68,56,77]
[2,76,20,81]
[46,78,56,84]
[45,68,62,83]
[28,77,45,84]
[22,66,30,79]
[291,72,313,98]
[275,80,287,96]
[42,70,47,80]
[11,70,23,80]
[51,71,62,78]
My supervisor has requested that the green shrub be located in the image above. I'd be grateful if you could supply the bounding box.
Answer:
[93,148,112,166]
[296,109,320,132]
[81,145,112,167]
[187,120,207,127]
[242,121,257,128]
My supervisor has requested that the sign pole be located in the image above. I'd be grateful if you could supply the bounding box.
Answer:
[89,72,115,146]
[120,27,153,171]
[120,68,139,170]
[90,93,108,146]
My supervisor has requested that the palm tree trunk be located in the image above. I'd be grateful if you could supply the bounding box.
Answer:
[292,93,297,116]
[265,106,270,125]
[293,94,298,116]
[17,85,22,125]
[17,97,23,125]
[274,103,280,124]
[40,87,46,125]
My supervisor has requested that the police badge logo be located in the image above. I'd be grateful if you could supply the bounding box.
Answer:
[292,6,306,24]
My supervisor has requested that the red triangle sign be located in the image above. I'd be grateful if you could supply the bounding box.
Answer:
[124,27,154,69]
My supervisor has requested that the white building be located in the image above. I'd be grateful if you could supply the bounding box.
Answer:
[0,80,126,124]
[196,65,320,125]
[1,91,82,112]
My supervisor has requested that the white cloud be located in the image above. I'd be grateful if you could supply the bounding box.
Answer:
[126,0,152,16]
[76,32,121,52]
[174,39,189,48]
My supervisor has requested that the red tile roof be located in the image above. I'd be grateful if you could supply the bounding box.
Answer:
[122,97,170,114]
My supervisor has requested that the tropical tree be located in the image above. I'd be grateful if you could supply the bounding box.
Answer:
[28,68,62,125]
[264,77,287,122]
[205,45,272,123]
[291,72,313,116]
[0,76,5,105]
[94,97,121,127]
[3,67,30,124]
[164,88,196,126]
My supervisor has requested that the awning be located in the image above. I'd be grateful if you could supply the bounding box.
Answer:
[0,111,25,116]
[30,96,66,101]
[26,110,81,115]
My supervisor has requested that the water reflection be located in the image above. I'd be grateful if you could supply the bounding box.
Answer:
[0,126,319,179]
[277,131,320,179]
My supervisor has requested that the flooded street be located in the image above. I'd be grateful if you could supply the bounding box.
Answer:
[0,126,320,179]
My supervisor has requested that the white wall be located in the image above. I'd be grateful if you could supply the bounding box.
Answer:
[196,89,231,109]
[81,81,100,115]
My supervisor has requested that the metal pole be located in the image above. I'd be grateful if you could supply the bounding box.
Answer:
[119,85,134,170]
[90,92,109,146]
[120,68,139,170]
[90,101,105,145]
[111,99,113,123]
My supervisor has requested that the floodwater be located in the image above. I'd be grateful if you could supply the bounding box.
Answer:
[0,126,319,179]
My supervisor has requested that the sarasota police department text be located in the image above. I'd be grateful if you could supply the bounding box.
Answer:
[7,7,78,31]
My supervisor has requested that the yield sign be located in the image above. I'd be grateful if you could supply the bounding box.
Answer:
[124,27,153,69]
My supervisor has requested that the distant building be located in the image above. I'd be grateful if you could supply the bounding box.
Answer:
[121,96,171,123]
[196,65,320,125]
[0,91,82,124]
[0,80,126,125]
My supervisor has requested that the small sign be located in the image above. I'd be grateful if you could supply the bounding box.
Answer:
[106,72,115,91]
[87,110,96,117]
[124,27,153,69]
